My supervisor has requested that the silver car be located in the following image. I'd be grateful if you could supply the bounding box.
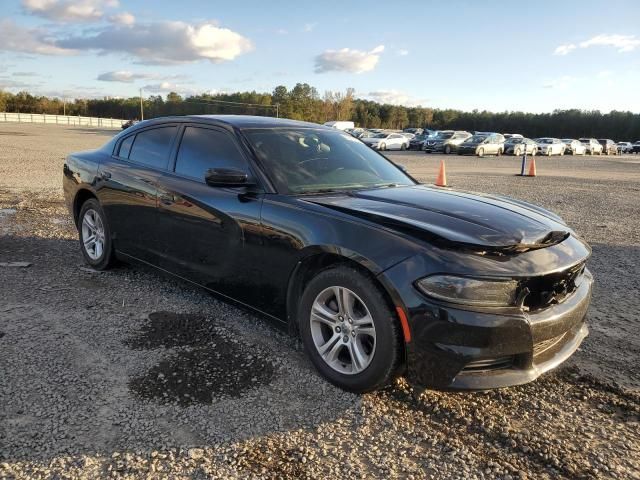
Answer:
[504,137,538,156]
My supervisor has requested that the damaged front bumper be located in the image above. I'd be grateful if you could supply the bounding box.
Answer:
[378,236,593,390]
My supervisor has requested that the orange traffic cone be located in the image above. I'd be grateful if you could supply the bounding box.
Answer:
[435,160,448,187]
[527,157,537,177]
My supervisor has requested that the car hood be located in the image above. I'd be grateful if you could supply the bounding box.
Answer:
[306,185,572,251]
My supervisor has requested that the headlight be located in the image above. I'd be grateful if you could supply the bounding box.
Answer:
[416,275,519,307]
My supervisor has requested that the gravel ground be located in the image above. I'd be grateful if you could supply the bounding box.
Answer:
[0,123,639,479]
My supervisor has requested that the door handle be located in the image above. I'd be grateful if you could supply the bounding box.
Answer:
[159,194,175,205]
[100,171,111,180]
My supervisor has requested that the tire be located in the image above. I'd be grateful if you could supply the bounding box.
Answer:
[496,148,502,157]
[379,143,386,151]
[298,266,402,393]
[477,147,484,157]
[547,149,552,156]
[515,147,522,156]
[531,148,536,157]
[400,143,407,151]
[78,198,115,270]
[444,144,452,154]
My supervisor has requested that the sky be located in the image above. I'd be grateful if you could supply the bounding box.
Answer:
[1,0,639,113]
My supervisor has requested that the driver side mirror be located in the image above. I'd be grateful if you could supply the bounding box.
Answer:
[204,168,252,187]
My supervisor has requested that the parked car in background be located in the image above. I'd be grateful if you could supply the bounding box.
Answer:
[423,130,472,154]
[561,139,587,155]
[579,138,603,155]
[535,138,566,156]
[121,119,139,130]
[64,115,593,392]
[503,133,524,139]
[401,132,415,140]
[323,121,355,131]
[408,134,429,150]
[457,133,505,157]
[504,137,538,156]
[361,132,409,150]
[632,141,640,154]
[598,139,618,155]
[617,142,633,154]
[403,128,423,135]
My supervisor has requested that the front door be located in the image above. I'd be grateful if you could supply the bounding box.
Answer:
[154,125,264,305]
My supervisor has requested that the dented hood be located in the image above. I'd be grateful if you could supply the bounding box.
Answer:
[306,185,572,250]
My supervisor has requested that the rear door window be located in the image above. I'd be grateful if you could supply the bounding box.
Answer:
[174,126,247,182]
[118,135,134,159]
[129,126,178,170]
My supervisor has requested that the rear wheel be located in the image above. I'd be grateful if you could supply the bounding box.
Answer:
[298,267,402,393]
[477,147,484,157]
[400,143,407,151]
[515,147,522,156]
[379,143,386,151]
[496,148,502,157]
[444,144,452,154]
[78,198,115,270]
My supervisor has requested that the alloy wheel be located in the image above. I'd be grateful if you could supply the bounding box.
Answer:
[309,286,376,375]
[81,209,106,260]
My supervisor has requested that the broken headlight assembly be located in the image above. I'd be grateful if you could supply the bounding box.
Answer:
[415,275,520,307]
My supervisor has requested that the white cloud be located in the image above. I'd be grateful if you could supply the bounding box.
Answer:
[97,71,151,83]
[303,23,317,32]
[21,0,119,22]
[579,34,640,52]
[366,90,428,107]
[397,49,409,56]
[554,34,640,55]
[109,11,135,26]
[554,43,576,55]
[542,75,576,89]
[57,21,253,64]
[276,28,288,35]
[0,19,75,56]
[314,45,384,73]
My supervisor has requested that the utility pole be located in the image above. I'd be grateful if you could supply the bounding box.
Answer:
[63,97,66,116]
[139,88,144,120]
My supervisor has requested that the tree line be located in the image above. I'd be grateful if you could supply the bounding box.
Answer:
[1,84,639,140]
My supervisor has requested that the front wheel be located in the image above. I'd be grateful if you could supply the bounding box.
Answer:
[515,147,522,156]
[400,143,407,151]
[78,198,115,270]
[379,143,386,151]
[444,144,452,154]
[477,147,484,157]
[496,148,502,157]
[299,267,402,393]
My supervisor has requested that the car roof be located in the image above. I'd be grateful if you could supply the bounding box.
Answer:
[132,114,327,130]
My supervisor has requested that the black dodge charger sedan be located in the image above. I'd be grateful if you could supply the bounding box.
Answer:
[63,115,593,393]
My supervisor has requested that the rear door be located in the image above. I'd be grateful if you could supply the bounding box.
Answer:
[154,124,265,300]
[97,124,179,262]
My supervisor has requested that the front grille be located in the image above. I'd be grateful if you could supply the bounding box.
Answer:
[533,332,567,356]
[521,262,585,311]
[461,355,514,372]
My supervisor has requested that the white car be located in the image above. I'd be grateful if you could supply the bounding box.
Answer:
[535,138,566,156]
[361,133,409,151]
[561,139,587,155]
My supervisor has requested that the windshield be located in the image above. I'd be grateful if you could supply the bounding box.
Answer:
[413,135,427,141]
[562,139,574,143]
[538,138,552,144]
[465,135,487,143]
[505,138,524,144]
[373,133,389,138]
[435,132,454,139]
[244,128,415,194]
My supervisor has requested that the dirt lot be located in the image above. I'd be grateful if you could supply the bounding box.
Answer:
[1,123,639,479]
